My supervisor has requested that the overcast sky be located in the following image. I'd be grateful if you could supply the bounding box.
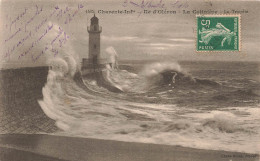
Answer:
[1,0,260,68]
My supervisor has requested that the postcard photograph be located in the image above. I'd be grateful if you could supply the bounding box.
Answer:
[0,0,259,160]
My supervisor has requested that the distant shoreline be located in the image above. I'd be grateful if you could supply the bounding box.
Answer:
[1,60,259,70]
[0,65,49,71]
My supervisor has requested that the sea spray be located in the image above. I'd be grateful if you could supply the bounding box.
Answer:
[38,22,80,130]
[106,46,118,69]
[140,61,183,77]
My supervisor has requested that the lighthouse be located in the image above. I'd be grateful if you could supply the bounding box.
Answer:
[88,14,102,68]
[79,15,122,92]
[81,14,103,74]
[87,14,102,71]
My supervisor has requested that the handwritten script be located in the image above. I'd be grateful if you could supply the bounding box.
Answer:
[122,0,189,16]
[3,4,84,62]
[122,0,189,9]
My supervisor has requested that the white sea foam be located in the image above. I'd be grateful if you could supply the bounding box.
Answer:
[37,25,260,153]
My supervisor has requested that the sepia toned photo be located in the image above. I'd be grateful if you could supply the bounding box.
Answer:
[0,0,259,160]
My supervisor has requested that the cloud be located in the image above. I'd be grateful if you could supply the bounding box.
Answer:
[139,42,191,48]
[149,47,167,50]
[168,38,194,43]
[101,35,148,42]
[149,43,181,47]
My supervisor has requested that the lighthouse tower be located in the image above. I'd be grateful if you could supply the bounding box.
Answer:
[87,14,102,71]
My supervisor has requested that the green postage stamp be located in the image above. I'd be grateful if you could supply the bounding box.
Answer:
[196,15,241,52]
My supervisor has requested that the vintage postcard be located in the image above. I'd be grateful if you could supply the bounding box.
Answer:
[0,0,259,161]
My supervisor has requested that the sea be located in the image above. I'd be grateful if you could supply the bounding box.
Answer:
[37,59,260,154]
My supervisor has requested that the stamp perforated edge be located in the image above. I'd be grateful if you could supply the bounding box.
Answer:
[195,14,241,53]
